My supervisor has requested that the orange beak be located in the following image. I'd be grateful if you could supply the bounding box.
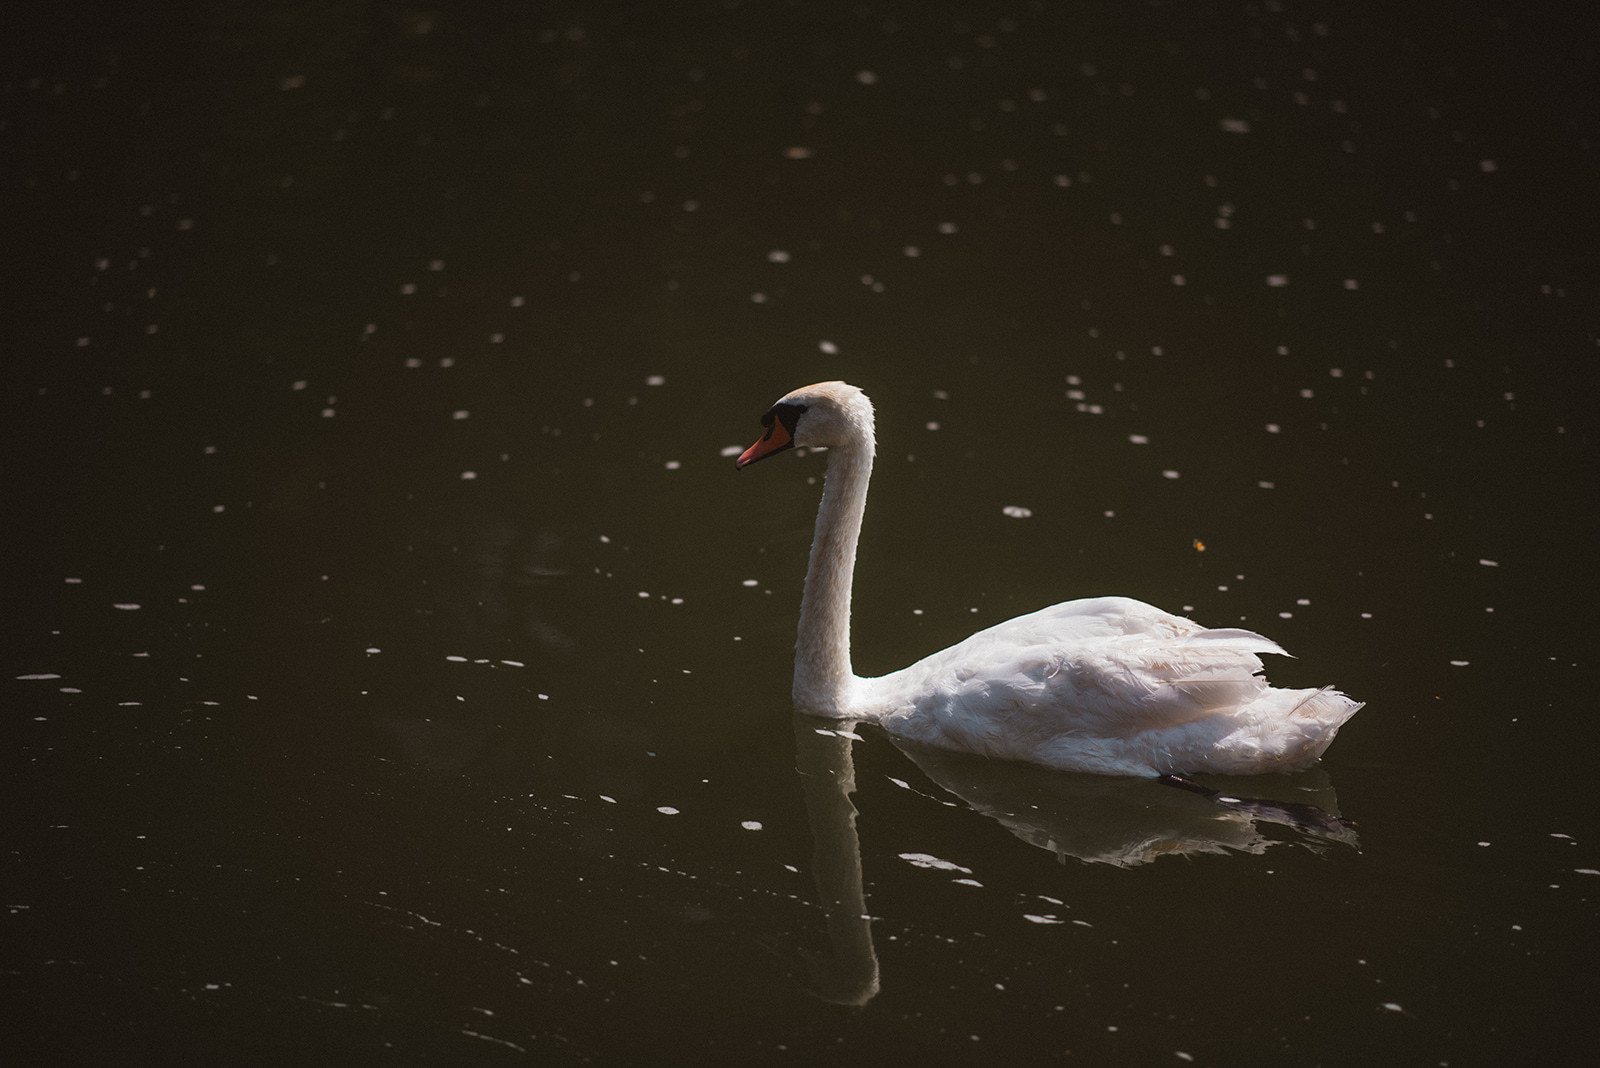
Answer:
[736,418,794,468]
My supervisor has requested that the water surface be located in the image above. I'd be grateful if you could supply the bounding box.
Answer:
[7,2,1599,1063]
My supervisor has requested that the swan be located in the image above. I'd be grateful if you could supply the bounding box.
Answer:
[735,381,1362,778]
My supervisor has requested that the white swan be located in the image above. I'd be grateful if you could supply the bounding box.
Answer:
[736,381,1362,778]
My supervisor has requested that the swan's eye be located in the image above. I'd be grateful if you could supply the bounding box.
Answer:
[759,403,806,435]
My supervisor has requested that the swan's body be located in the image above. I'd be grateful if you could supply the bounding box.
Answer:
[737,381,1361,778]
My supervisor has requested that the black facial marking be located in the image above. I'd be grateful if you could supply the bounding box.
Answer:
[756,402,806,440]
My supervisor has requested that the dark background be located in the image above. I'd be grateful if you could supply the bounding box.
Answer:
[6,2,1598,1063]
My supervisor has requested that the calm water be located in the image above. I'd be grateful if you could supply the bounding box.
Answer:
[8,2,1599,1064]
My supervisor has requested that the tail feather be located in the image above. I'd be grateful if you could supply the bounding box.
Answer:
[1287,685,1365,725]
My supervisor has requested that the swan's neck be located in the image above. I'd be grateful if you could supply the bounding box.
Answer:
[794,441,873,716]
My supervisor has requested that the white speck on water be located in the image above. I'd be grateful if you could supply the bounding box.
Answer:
[1220,117,1251,133]
[767,249,790,263]
[1479,558,1499,567]
[953,878,983,887]
[1001,505,1033,518]
[889,777,910,789]
[1576,868,1600,876]
[365,647,381,654]
[17,674,62,680]
[856,70,879,85]
[646,375,665,386]
[1451,660,1470,667]
[664,460,681,470]
[1162,470,1181,479]
[819,340,838,354]
[740,821,763,831]
[1129,433,1149,444]
[720,445,743,457]
[1266,274,1289,287]
[1265,423,1281,433]
[750,292,767,303]
[656,806,679,816]
[899,853,973,874]
[113,603,141,611]
[1024,914,1066,925]
[599,795,616,804]
[446,655,468,662]
[452,410,469,420]
[1381,1002,1405,1014]
[741,579,759,587]
[1480,159,1497,172]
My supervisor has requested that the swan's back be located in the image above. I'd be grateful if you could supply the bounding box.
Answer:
[855,597,1361,777]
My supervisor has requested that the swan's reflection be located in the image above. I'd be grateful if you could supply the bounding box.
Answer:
[791,716,880,1006]
[789,714,1356,1003]
[884,736,1357,867]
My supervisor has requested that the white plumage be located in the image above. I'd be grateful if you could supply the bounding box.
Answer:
[737,381,1361,778]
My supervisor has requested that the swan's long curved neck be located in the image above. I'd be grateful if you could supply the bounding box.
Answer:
[793,441,873,716]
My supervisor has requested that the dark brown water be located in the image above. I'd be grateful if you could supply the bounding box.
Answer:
[7,2,1599,1063]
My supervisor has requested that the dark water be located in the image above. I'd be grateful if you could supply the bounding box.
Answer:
[7,2,1599,1063]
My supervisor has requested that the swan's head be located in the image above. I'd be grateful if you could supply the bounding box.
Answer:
[735,381,875,469]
